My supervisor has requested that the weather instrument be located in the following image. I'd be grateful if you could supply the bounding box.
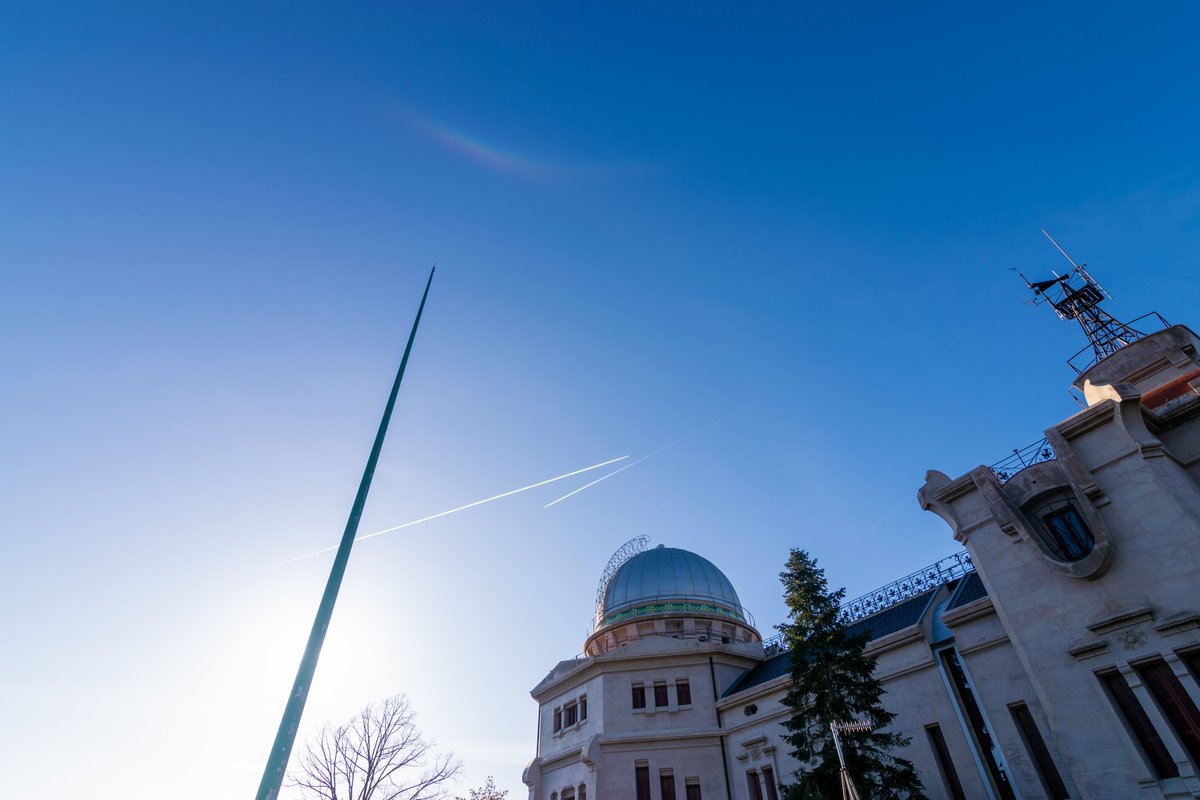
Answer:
[1019,230,1155,370]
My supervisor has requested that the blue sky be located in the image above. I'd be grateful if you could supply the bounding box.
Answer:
[3,3,1200,797]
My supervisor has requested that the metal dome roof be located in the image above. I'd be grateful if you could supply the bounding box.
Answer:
[597,545,746,628]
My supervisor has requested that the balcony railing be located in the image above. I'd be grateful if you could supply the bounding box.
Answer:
[840,551,974,623]
[760,551,977,644]
[990,437,1055,483]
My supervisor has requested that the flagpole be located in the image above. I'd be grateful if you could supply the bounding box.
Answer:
[255,267,436,800]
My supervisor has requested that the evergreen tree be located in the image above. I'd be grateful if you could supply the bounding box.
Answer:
[778,549,926,800]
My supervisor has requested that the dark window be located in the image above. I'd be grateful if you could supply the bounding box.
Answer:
[579,785,586,800]
[1138,660,1200,767]
[655,682,670,707]
[1010,704,1070,799]
[745,771,764,800]
[632,684,646,710]
[939,649,1017,800]
[1026,491,1094,562]
[1182,650,1200,682]
[1100,670,1179,778]
[660,771,676,800]
[925,724,966,800]
[564,703,577,727]
[685,782,702,800]
[761,767,779,800]
[676,680,692,706]
[553,708,562,733]
[635,765,651,800]
[580,695,587,721]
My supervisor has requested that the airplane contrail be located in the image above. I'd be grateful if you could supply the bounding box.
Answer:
[543,434,698,508]
[270,454,629,567]
[542,400,760,509]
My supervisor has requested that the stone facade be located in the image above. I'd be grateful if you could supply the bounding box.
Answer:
[525,325,1200,800]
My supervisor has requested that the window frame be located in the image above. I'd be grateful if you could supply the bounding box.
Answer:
[1009,703,1070,799]
[676,679,692,707]
[1023,489,1096,563]
[635,763,651,800]
[1099,668,1180,779]
[659,770,677,800]
[1136,658,1200,768]
[760,766,779,800]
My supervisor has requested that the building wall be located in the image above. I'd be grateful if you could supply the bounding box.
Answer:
[527,326,1200,800]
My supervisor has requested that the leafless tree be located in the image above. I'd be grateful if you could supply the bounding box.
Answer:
[289,695,460,800]
[456,776,508,800]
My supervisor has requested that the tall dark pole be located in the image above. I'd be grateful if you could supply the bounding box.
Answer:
[255,267,435,800]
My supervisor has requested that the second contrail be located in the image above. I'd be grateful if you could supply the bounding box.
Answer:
[543,433,699,508]
[271,454,629,567]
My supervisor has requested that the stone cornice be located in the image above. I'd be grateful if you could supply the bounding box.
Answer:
[717,674,791,709]
[940,596,995,627]
[1067,640,1110,660]
[1057,399,1116,439]
[1086,607,1155,635]
[863,625,926,655]
[532,647,762,699]
[1154,611,1200,636]
[957,633,1010,657]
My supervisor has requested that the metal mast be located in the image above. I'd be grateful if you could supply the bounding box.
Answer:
[830,719,872,800]
[254,267,435,800]
[1020,230,1148,365]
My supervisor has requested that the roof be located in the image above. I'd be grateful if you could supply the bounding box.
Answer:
[723,586,944,700]
[844,588,939,642]
[947,571,988,609]
[723,650,792,697]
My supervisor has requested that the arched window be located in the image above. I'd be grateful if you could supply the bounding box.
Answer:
[1024,489,1095,562]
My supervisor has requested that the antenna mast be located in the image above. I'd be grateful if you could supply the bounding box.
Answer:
[1020,230,1148,366]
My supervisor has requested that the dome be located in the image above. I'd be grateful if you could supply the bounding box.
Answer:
[597,545,746,629]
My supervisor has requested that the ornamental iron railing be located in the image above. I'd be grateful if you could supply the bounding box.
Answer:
[990,438,1055,483]
[840,551,974,623]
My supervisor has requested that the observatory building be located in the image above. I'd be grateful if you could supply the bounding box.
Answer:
[524,260,1200,800]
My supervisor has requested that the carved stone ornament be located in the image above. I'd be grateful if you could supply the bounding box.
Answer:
[1117,628,1148,650]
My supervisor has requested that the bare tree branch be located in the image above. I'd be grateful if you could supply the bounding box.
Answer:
[287,695,461,800]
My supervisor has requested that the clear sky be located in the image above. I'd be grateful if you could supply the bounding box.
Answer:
[3,3,1199,797]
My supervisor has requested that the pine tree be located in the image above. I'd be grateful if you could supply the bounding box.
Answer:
[778,549,926,800]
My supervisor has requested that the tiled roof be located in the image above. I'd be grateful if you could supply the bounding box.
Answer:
[723,650,792,697]
[723,588,943,698]
[722,569,992,701]
[844,588,939,642]
[947,571,988,609]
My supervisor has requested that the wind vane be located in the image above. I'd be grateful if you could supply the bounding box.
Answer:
[1020,229,1154,368]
